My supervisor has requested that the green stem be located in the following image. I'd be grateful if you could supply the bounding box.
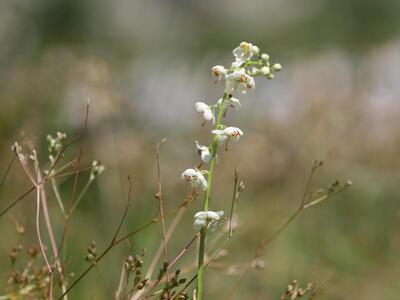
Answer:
[51,178,65,215]
[70,178,93,213]
[196,92,228,300]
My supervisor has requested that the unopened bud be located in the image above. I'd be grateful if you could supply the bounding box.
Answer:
[272,63,282,71]
[261,66,270,76]
[261,53,270,61]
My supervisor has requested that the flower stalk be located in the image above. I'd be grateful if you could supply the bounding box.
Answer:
[197,93,228,299]
[180,41,282,299]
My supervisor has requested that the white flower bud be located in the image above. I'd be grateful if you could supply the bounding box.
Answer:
[252,45,260,56]
[261,66,271,76]
[261,53,270,61]
[272,63,282,72]
[90,160,105,181]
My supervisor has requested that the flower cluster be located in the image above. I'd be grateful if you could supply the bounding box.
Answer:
[181,42,281,231]
[211,41,282,93]
[46,132,67,163]
[90,160,105,181]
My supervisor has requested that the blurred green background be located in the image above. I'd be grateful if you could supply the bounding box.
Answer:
[1,0,400,299]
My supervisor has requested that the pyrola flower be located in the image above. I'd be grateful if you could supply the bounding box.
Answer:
[195,102,215,124]
[225,69,255,94]
[181,168,208,190]
[193,210,224,231]
[212,127,243,144]
[211,65,227,83]
[232,42,259,67]
[195,141,212,163]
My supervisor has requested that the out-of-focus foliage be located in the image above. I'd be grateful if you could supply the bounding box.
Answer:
[1,1,400,299]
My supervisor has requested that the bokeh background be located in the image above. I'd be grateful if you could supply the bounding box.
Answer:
[1,0,400,299]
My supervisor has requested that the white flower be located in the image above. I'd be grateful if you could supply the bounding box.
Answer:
[217,97,241,110]
[181,168,208,191]
[195,141,212,163]
[212,126,243,144]
[195,102,215,124]
[225,69,255,94]
[193,210,224,231]
[211,65,227,83]
[232,42,259,67]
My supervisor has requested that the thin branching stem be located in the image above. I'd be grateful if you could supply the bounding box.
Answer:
[58,197,188,300]
[35,184,53,300]
[155,140,170,297]
[223,166,351,299]
[0,155,16,187]
[0,133,82,218]
[36,164,69,300]
[142,233,200,300]
[131,195,192,300]
[69,177,93,213]
[51,178,65,215]
[229,167,239,238]
[93,263,114,295]
[57,103,89,258]
[0,186,36,218]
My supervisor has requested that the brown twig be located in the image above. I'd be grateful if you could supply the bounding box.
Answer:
[57,103,89,257]
[35,181,54,300]
[0,134,81,218]
[0,185,36,218]
[169,233,200,270]
[0,155,16,187]
[113,176,133,243]
[155,139,170,298]
[229,167,239,238]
